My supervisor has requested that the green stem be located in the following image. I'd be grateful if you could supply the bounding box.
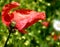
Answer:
[4,31,11,47]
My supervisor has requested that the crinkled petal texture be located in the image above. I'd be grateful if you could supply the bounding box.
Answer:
[2,2,20,26]
[2,2,46,34]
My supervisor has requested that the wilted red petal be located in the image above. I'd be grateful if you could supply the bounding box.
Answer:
[2,2,46,34]
[12,9,46,32]
[42,21,49,27]
[16,9,32,15]
[19,29,27,34]
[15,19,28,30]
[2,2,20,16]
[2,2,20,26]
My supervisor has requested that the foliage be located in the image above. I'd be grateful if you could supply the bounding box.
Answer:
[0,0,60,47]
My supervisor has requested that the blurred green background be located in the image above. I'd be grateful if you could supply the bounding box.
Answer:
[0,0,60,47]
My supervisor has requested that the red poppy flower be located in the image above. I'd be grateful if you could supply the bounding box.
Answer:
[42,21,49,27]
[2,2,46,34]
[53,34,58,41]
